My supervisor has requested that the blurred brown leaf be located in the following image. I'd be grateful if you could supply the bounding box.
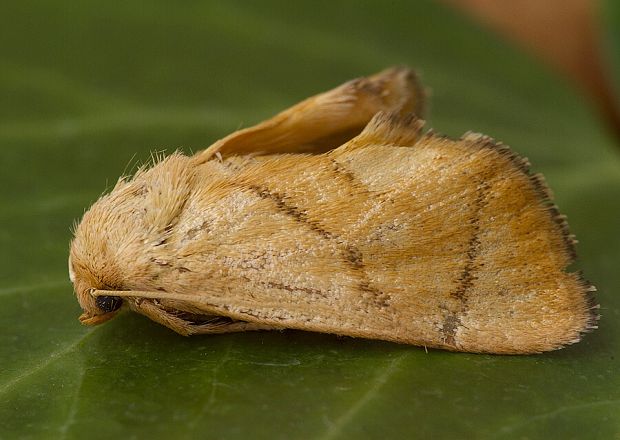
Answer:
[445,0,620,139]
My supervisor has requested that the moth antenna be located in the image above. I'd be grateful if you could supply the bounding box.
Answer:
[91,289,210,304]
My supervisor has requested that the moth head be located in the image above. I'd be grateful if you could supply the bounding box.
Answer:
[68,252,123,326]
[69,153,195,326]
[68,189,132,326]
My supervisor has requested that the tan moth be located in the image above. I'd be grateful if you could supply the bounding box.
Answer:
[69,67,598,354]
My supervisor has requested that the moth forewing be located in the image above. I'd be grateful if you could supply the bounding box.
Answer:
[78,113,597,354]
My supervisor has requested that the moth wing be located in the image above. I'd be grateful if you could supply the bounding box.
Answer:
[127,113,596,354]
[193,67,424,162]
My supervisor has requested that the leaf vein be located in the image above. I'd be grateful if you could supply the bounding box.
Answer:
[58,367,86,439]
[319,352,408,440]
[492,398,620,438]
[0,328,98,395]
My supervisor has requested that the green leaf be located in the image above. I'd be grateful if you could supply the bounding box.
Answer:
[1,1,619,438]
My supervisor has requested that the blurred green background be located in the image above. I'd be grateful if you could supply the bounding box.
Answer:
[1,1,619,439]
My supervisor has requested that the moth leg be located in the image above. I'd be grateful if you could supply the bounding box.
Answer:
[128,298,275,336]
[194,66,425,161]
[186,321,277,336]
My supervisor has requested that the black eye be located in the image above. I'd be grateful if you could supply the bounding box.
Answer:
[96,295,123,312]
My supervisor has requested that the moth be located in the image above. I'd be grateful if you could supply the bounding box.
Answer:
[69,67,598,354]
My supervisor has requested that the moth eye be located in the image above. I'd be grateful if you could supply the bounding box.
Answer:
[95,295,123,313]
